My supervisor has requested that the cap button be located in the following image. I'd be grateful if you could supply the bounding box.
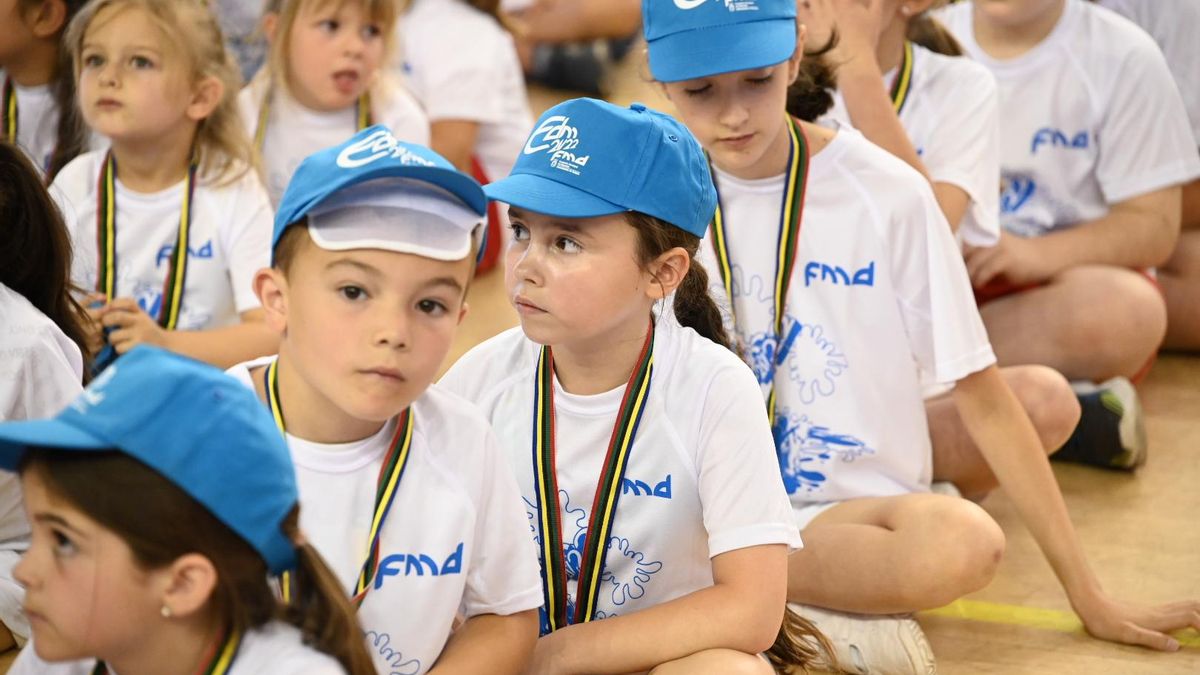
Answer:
[630,103,647,113]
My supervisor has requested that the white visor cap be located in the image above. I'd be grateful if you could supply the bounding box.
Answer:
[306,177,485,261]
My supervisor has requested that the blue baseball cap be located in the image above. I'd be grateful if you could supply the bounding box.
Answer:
[485,98,716,238]
[0,347,300,574]
[273,126,487,262]
[643,0,797,82]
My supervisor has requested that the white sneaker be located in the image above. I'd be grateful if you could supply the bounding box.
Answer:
[787,604,936,675]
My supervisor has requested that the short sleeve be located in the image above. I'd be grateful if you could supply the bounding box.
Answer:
[0,329,82,422]
[382,86,431,147]
[460,428,544,617]
[413,32,516,124]
[695,364,801,558]
[219,173,274,313]
[47,154,96,290]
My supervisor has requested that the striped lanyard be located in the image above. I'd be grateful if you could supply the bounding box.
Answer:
[92,628,242,675]
[532,320,655,635]
[889,41,914,115]
[95,151,198,329]
[709,116,811,429]
[2,77,15,142]
[253,86,372,154]
[263,359,414,607]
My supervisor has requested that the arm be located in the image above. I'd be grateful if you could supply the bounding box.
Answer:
[953,365,1200,650]
[429,120,482,174]
[527,544,787,675]
[103,303,280,369]
[429,610,539,675]
[511,0,641,43]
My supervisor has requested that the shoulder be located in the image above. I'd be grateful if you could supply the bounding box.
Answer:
[408,0,504,39]
[655,317,758,406]
[914,44,997,100]
[1068,0,1164,69]
[439,326,534,403]
[225,356,274,390]
[233,622,345,674]
[0,285,82,388]
[49,150,104,200]
[411,382,499,446]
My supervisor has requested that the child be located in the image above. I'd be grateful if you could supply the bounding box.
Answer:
[399,0,533,271]
[440,98,827,674]
[244,0,430,205]
[228,126,542,675]
[643,0,1200,669]
[936,1,1200,407]
[0,141,89,651]
[51,0,279,371]
[0,345,375,674]
[0,0,91,180]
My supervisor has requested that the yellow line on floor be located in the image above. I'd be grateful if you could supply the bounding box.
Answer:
[920,599,1200,648]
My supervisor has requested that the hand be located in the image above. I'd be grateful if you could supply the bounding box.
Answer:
[83,293,108,355]
[799,0,887,67]
[523,632,564,675]
[1073,592,1200,651]
[99,298,170,354]
[963,231,1059,288]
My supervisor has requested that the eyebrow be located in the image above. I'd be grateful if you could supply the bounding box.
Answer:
[33,513,87,538]
[81,43,164,55]
[507,208,591,237]
[423,276,465,293]
[326,258,383,277]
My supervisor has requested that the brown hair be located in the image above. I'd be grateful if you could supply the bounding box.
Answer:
[785,30,840,122]
[23,450,375,675]
[14,0,91,181]
[907,9,963,57]
[766,608,837,672]
[626,212,731,350]
[0,140,92,375]
[64,0,253,184]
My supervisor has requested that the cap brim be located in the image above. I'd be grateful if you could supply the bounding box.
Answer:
[485,173,627,218]
[0,420,111,472]
[647,18,796,82]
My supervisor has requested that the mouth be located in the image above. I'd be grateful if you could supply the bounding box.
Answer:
[24,607,45,625]
[95,97,122,110]
[361,367,406,383]
[332,69,361,95]
[717,132,755,149]
[513,295,547,315]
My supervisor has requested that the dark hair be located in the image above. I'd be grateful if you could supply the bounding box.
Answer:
[907,14,963,56]
[785,30,840,122]
[627,212,731,350]
[16,0,90,181]
[23,450,376,675]
[766,608,837,672]
[0,140,92,375]
[271,220,310,275]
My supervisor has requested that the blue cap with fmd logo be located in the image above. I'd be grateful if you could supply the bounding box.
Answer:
[0,347,301,574]
[642,0,797,82]
[484,98,717,238]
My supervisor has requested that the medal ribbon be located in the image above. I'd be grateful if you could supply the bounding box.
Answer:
[889,41,914,115]
[92,628,242,675]
[253,87,372,154]
[710,116,810,428]
[94,151,197,329]
[532,320,655,635]
[264,358,413,607]
[2,77,15,142]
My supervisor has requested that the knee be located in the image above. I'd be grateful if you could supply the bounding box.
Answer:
[1005,366,1081,452]
[1073,270,1167,373]
[904,499,1005,608]
[648,650,773,675]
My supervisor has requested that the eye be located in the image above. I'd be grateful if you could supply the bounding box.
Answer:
[510,222,529,242]
[417,299,448,316]
[338,285,367,301]
[683,84,712,97]
[82,53,104,68]
[52,530,78,558]
[318,19,339,33]
[747,74,773,86]
[130,55,154,69]
[362,24,383,39]
[554,236,582,253]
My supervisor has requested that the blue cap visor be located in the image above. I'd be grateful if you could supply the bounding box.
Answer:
[0,420,111,471]
[647,18,796,82]
[485,173,628,219]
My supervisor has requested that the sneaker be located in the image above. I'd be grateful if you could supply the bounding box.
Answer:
[787,604,936,675]
[1054,376,1147,470]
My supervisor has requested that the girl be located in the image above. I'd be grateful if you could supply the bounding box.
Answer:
[51,0,279,371]
[244,0,430,205]
[642,0,1200,669]
[0,142,88,650]
[400,0,534,272]
[0,0,91,180]
[440,98,830,674]
[0,346,375,674]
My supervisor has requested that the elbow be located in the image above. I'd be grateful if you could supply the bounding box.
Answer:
[726,595,787,655]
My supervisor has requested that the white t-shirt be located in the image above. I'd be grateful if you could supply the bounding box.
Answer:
[228,358,542,675]
[821,44,1001,248]
[8,621,345,674]
[50,151,272,330]
[2,72,57,175]
[698,128,995,504]
[1097,0,1200,146]
[939,0,1200,238]
[439,316,801,629]
[399,0,532,186]
[0,283,84,640]
[240,75,431,205]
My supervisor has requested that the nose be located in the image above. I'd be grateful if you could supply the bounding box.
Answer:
[717,95,749,130]
[98,61,120,88]
[13,545,41,591]
[508,239,544,288]
[374,305,410,350]
[341,26,367,58]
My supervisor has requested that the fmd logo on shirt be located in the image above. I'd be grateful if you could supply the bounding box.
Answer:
[373,542,464,588]
[1030,128,1089,154]
[803,261,875,287]
[156,240,214,267]
[621,474,672,499]
[524,115,590,175]
[674,0,759,11]
[337,129,435,169]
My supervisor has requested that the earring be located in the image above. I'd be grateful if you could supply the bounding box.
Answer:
[901,5,912,15]
[161,605,172,618]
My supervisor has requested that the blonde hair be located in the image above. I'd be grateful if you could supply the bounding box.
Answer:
[65,0,252,184]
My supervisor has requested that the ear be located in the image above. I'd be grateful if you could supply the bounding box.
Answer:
[254,267,290,334]
[787,22,808,86]
[29,0,68,38]
[645,247,691,300]
[186,75,225,123]
[261,12,279,44]
[157,553,218,619]
[457,301,470,326]
[900,0,938,19]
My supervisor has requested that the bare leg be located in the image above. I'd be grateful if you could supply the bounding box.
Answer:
[979,265,1166,381]
[1159,230,1200,350]
[787,494,1005,614]
[0,624,12,653]
[648,649,774,675]
[928,365,1079,497]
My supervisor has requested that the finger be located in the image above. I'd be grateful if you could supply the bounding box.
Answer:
[100,297,140,314]
[108,329,139,355]
[101,311,135,329]
[1116,623,1180,652]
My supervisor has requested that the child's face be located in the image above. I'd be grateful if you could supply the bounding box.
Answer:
[270,236,472,424]
[14,468,163,663]
[661,61,798,176]
[284,1,386,112]
[77,6,197,143]
[505,208,656,348]
[0,0,37,67]
[971,0,1065,28]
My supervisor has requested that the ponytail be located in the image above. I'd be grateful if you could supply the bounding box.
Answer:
[785,30,840,122]
[627,212,732,350]
[907,13,963,56]
[281,514,377,675]
[44,0,90,181]
[765,606,837,672]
